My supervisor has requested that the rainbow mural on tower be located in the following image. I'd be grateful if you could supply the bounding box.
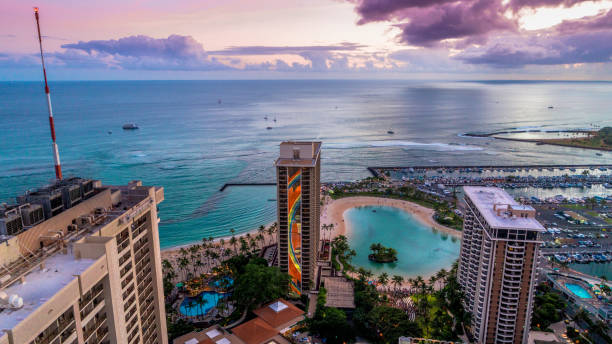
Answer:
[287,168,302,294]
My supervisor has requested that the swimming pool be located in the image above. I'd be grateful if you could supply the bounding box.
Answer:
[210,276,233,288]
[565,283,592,299]
[179,291,229,317]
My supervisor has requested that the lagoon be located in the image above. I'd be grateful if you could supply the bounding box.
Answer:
[344,205,460,278]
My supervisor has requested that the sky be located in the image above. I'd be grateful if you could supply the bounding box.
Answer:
[1,0,612,80]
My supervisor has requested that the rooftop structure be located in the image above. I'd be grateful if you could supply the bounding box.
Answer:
[252,299,305,330]
[0,179,168,344]
[0,178,98,241]
[322,277,355,309]
[172,325,242,344]
[231,318,284,344]
[0,253,96,331]
[463,186,545,231]
[275,141,321,168]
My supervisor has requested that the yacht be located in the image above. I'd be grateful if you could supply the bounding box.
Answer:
[122,123,139,130]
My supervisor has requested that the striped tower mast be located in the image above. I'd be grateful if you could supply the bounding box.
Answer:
[34,7,62,180]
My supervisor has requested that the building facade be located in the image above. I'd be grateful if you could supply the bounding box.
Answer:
[458,186,544,344]
[275,141,321,294]
[0,179,168,344]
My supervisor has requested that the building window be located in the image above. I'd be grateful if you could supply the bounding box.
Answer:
[293,149,300,159]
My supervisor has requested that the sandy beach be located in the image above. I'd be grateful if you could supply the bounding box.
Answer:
[160,221,276,266]
[320,196,462,239]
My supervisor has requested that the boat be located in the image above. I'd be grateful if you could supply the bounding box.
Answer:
[107,131,112,135]
[122,123,139,130]
[548,106,554,109]
[596,153,603,156]
[387,130,395,134]
[264,116,268,120]
[266,126,273,130]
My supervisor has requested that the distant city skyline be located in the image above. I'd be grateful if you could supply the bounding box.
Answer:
[2,0,612,80]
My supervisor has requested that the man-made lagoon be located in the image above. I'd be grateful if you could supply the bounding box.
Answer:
[344,206,460,277]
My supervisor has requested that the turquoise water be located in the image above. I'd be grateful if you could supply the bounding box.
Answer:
[1,81,611,249]
[565,283,592,299]
[344,205,460,277]
[210,276,233,288]
[179,291,229,317]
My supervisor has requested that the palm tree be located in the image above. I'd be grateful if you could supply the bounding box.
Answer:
[357,267,368,281]
[364,269,373,282]
[392,275,404,292]
[266,226,273,245]
[378,273,389,289]
[230,236,238,255]
[428,275,438,291]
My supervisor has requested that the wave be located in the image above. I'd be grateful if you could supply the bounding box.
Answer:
[324,140,483,151]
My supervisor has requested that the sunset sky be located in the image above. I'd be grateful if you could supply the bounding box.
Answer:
[2,0,612,80]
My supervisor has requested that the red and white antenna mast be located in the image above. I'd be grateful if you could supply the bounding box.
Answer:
[34,7,62,180]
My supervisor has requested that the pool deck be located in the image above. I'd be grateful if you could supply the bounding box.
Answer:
[321,195,461,240]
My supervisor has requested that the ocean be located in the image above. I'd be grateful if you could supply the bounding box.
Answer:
[1,80,611,249]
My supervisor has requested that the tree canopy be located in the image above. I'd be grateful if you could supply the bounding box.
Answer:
[232,260,290,310]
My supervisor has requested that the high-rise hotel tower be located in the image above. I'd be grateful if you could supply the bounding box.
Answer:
[0,179,167,344]
[275,141,321,295]
[458,186,544,344]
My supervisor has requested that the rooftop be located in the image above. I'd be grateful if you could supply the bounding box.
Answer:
[322,277,355,309]
[0,253,96,331]
[252,299,304,329]
[275,141,321,168]
[172,325,242,344]
[464,186,545,231]
[231,318,279,344]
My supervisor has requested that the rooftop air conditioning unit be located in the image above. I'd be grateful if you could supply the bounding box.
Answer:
[0,292,23,309]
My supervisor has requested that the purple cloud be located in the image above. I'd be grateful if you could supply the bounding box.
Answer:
[62,35,207,59]
[346,0,517,47]
[555,8,612,33]
[54,35,232,71]
[347,0,456,24]
[208,43,365,55]
[458,30,612,66]
[507,0,600,11]
[397,0,515,47]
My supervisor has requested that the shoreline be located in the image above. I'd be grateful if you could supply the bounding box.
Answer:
[321,196,462,240]
[160,221,275,262]
[493,136,612,152]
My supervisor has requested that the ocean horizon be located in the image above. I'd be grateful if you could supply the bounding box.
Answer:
[1,79,611,249]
